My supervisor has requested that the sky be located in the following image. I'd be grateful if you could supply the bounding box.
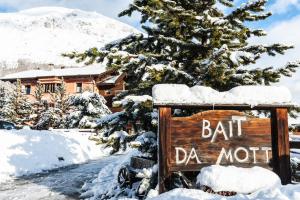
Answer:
[0,0,300,103]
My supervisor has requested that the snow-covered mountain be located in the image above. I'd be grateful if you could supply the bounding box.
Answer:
[0,7,138,69]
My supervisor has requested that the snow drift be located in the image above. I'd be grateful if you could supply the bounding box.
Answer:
[0,6,138,69]
[148,186,300,200]
[196,165,281,194]
[0,129,108,183]
[148,165,299,200]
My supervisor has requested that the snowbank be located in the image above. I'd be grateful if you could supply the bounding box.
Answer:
[0,129,108,183]
[148,186,300,200]
[152,84,293,106]
[80,149,139,199]
[197,165,281,194]
[148,165,300,200]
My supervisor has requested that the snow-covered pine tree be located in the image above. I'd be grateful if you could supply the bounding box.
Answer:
[32,82,47,126]
[0,85,4,111]
[35,106,61,130]
[66,91,111,128]
[65,0,300,154]
[2,79,32,125]
[66,0,299,93]
[51,79,69,117]
[36,79,69,129]
[64,0,300,197]
[0,81,16,120]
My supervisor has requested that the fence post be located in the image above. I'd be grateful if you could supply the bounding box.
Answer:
[158,107,171,193]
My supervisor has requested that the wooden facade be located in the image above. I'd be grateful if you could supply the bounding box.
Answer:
[97,73,126,112]
[1,68,125,111]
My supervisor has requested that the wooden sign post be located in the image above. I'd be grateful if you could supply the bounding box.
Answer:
[155,104,293,193]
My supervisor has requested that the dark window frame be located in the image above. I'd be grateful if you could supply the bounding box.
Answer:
[43,83,56,93]
[76,83,82,93]
[25,85,31,95]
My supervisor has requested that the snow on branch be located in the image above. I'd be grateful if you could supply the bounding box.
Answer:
[226,0,271,22]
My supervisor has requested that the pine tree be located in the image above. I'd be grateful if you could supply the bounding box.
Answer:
[65,0,299,93]
[0,81,16,120]
[3,79,32,125]
[65,0,300,154]
[32,82,47,126]
[51,79,69,116]
[36,79,69,129]
[66,91,111,128]
[0,86,4,111]
[35,105,61,130]
[64,0,300,197]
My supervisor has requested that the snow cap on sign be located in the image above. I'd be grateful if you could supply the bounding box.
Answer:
[152,84,293,106]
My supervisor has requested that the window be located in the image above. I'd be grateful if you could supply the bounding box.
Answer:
[105,90,112,95]
[43,83,56,93]
[25,85,31,95]
[76,83,82,93]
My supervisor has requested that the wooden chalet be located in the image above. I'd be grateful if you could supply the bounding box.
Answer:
[0,65,125,111]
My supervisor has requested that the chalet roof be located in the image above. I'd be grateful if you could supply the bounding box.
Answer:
[0,65,106,80]
[103,74,122,84]
[97,74,124,86]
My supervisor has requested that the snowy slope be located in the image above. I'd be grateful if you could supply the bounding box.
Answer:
[0,7,138,69]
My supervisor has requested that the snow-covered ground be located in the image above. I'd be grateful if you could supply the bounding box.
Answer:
[80,149,139,199]
[0,6,138,69]
[148,185,300,200]
[0,129,109,183]
[81,152,300,200]
[149,164,300,200]
[1,129,300,200]
[0,155,125,200]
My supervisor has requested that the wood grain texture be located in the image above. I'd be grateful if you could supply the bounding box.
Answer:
[158,107,171,193]
[169,110,272,171]
[271,108,291,185]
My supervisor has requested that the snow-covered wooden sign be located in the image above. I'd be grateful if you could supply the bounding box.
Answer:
[153,84,295,193]
[170,110,271,171]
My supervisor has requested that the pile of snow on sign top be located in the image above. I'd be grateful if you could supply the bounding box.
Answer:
[0,6,138,68]
[0,129,108,183]
[152,84,292,106]
[197,165,281,194]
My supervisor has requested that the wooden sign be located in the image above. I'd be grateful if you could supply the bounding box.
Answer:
[157,106,292,193]
[169,110,271,171]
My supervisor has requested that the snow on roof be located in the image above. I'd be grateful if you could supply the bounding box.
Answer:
[152,84,294,107]
[0,65,106,80]
[101,74,122,84]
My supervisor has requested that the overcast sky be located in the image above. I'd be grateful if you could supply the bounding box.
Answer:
[0,0,300,103]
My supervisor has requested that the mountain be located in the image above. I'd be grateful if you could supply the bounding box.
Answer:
[0,7,138,69]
